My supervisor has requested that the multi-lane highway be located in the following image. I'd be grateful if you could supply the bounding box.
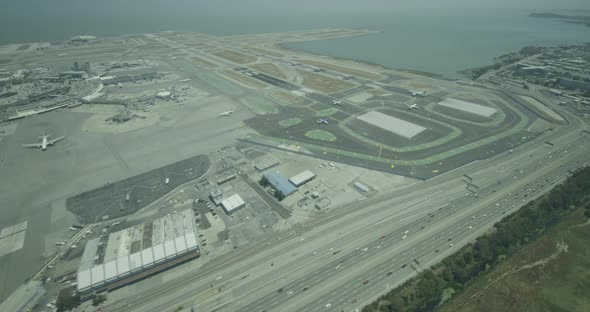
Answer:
[101,100,589,312]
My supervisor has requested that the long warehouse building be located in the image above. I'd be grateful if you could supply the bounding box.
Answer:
[76,209,200,298]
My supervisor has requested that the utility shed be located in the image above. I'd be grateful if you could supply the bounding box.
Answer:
[221,194,245,214]
[289,170,316,187]
[263,172,297,199]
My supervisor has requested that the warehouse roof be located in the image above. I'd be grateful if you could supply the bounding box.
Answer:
[264,172,297,196]
[221,194,245,213]
[289,170,316,186]
[77,209,199,293]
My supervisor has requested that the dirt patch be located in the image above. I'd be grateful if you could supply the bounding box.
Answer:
[297,59,384,80]
[211,50,257,64]
[269,90,303,105]
[251,63,287,79]
[296,69,356,94]
[245,46,283,57]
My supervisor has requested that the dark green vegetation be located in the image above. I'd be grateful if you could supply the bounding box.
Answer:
[56,287,81,312]
[530,13,590,27]
[440,205,590,312]
[363,167,590,312]
[92,294,107,306]
[259,175,286,201]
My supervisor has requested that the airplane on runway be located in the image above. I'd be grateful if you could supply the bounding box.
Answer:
[219,111,233,117]
[317,118,329,125]
[407,103,419,110]
[408,90,427,97]
[331,100,343,105]
[22,134,64,151]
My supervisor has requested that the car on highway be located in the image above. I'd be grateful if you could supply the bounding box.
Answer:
[401,264,407,268]
[363,280,369,285]
[468,226,473,229]
[402,235,407,240]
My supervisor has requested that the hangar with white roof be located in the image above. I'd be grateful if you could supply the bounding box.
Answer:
[76,209,199,297]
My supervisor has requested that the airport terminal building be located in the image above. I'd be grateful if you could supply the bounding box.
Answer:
[76,209,200,298]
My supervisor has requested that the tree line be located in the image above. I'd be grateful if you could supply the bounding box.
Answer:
[363,166,590,312]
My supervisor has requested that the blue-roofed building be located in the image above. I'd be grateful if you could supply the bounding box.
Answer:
[262,172,297,200]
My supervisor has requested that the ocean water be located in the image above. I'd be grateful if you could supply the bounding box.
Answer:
[1,9,588,78]
[284,10,590,78]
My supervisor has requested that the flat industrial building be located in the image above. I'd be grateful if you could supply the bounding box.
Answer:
[76,209,199,295]
[221,194,246,214]
[289,170,316,187]
[356,111,427,139]
[263,172,297,197]
[437,98,497,117]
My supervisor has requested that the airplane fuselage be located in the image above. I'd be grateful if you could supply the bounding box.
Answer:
[41,136,48,150]
[23,134,64,151]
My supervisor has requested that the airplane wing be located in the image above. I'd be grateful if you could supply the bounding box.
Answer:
[48,136,64,145]
[22,143,41,149]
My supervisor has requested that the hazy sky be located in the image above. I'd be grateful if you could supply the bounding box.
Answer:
[2,0,590,17]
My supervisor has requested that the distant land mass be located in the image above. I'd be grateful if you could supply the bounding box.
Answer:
[530,12,590,27]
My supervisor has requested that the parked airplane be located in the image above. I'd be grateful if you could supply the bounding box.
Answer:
[22,135,64,151]
[407,103,419,110]
[331,100,342,105]
[317,118,329,125]
[408,90,427,96]
[219,111,233,117]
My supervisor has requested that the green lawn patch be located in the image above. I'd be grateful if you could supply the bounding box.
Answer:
[278,117,302,127]
[305,129,337,142]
